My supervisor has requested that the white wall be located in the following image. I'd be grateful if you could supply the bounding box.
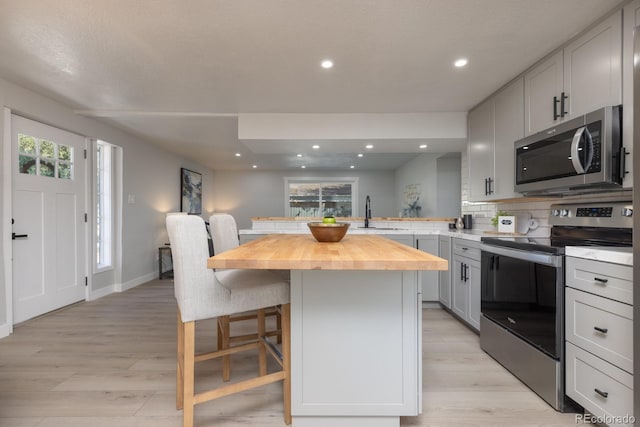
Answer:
[212,169,397,229]
[0,77,215,334]
[394,153,461,218]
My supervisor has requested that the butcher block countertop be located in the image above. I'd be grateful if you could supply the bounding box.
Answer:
[207,234,448,271]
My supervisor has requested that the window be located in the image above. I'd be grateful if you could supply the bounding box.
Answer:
[18,133,73,179]
[96,140,113,270]
[285,177,358,217]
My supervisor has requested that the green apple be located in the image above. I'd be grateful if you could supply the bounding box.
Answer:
[322,216,336,224]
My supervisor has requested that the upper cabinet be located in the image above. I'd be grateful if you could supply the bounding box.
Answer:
[524,11,622,136]
[468,77,524,202]
[622,0,640,188]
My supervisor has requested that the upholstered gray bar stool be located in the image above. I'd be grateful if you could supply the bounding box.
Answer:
[209,213,286,365]
[166,214,291,427]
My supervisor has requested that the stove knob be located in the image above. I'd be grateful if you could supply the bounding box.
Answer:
[552,209,561,217]
[560,209,569,217]
[622,208,633,217]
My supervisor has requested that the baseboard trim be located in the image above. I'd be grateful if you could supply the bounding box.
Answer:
[88,284,117,301]
[0,321,12,339]
[117,271,157,292]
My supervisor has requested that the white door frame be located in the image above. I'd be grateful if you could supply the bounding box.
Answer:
[2,108,13,337]
[1,109,90,335]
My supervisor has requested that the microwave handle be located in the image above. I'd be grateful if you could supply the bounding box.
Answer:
[570,126,593,174]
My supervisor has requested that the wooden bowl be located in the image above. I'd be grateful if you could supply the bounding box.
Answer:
[307,222,350,242]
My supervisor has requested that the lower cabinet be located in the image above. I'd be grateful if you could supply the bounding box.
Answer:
[565,256,634,426]
[451,238,481,331]
[438,235,451,309]
[416,235,439,302]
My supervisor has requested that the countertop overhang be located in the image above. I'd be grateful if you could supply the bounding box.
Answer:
[207,234,448,271]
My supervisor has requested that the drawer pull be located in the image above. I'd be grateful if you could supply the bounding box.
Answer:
[594,388,609,399]
[593,277,608,284]
[593,326,608,334]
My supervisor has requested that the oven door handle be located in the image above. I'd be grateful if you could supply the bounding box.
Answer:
[480,244,562,267]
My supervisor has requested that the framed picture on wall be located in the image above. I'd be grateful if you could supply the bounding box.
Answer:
[180,168,202,214]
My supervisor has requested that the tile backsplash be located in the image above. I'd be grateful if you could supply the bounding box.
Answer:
[460,151,632,237]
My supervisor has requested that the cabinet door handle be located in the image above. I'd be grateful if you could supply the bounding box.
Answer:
[594,326,608,334]
[484,178,489,195]
[594,388,608,399]
[560,92,568,117]
[12,233,28,240]
[593,277,608,284]
[460,263,464,281]
[553,96,560,120]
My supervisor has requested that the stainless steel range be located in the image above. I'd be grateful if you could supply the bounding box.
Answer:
[479,201,632,411]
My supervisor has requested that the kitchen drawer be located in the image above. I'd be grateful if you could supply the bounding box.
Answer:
[566,257,633,305]
[565,288,633,374]
[452,238,480,260]
[566,342,634,427]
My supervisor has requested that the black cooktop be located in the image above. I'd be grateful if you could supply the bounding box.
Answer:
[482,226,632,255]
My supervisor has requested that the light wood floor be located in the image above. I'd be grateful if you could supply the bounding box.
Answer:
[0,279,582,426]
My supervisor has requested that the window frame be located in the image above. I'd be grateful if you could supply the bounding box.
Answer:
[94,140,114,273]
[284,176,359,217]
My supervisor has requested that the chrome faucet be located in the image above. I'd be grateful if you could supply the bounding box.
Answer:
[364,195,371,228]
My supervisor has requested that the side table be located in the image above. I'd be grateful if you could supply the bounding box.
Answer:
[159,246,173,279]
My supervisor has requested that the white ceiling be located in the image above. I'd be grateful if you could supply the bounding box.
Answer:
[0,0,625,170]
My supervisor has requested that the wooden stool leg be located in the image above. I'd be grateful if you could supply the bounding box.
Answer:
[176,309,185,410]
[258,309,267,376]
[183,321,196,427]
[220,315,231,381]
[282,303,291,425]
[276,309,282,344]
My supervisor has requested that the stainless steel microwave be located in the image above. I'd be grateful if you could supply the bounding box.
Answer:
[514,106,624,195]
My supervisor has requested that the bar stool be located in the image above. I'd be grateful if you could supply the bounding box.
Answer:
[166,214,291,427]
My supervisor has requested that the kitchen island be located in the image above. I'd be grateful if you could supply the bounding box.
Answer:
[208,234,448,427]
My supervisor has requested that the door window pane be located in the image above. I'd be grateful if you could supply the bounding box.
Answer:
[40,140,55,158]
[19,155,37,174]
[58,162,72,179]
[17,133,74,179]
[18,135,37,155]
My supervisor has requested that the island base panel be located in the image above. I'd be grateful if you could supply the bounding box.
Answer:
[291,269,421,425]
[293,416,399,427]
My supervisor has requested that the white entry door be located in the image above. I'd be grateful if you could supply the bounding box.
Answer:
[11,115,86,324]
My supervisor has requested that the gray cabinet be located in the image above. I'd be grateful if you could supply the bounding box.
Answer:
[416,235,439,302]
[437,235,451,309]
[565,256,633,425]
[451,238,481,331]
[524,11,622,136]
[621,0,640,189]
[468,77,523,201]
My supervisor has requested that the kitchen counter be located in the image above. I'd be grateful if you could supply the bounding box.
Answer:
[208,234,447,271]
[240,227,487,242]
[565,246,633,266]
[208,233,447,427]
[251,216,455,222]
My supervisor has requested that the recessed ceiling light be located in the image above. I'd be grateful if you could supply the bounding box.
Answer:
[252,165,257,168]
[297,153,303,157]
[357,153,363,157]
[350,165,355,169]
[419,144,427,149]
[235,153,241,157]
[301,165,306,169]
[321,59,334,69]
[365,144,373,149]
[454,58,468,68]
[312,145,320,149]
